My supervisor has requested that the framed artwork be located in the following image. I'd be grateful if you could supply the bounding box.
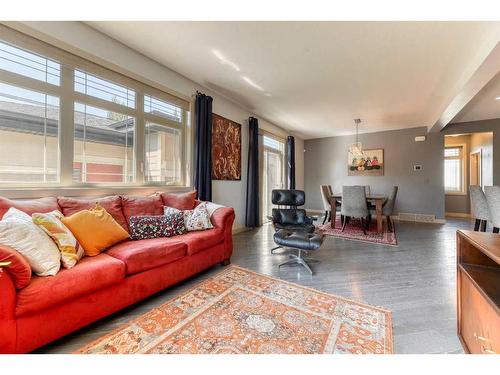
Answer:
[348,148,384,176]
[211,113,241,180]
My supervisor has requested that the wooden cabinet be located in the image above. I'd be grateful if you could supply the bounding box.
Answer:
[457,230,500,354]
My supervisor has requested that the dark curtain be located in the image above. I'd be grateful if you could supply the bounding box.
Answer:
[245,117,260,227]
[287,136,296,189]
[194,92,213,201]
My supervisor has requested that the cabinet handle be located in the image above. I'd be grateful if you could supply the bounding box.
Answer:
[481,346,496,354]
[474,333,489,342]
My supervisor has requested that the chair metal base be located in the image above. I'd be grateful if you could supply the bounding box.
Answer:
[270,245,282,254]
[278,249,314,274]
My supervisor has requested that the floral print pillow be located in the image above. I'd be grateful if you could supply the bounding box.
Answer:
[129,213,186,240]
[163,202,213,232]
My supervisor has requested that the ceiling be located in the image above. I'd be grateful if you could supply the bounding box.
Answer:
[88,22,500,139]
[452,71,500,123]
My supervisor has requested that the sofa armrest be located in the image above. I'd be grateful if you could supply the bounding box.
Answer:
[210,207,235,262]
[0,244,32,289]
[0,269,17,353]
[210,207,235,229]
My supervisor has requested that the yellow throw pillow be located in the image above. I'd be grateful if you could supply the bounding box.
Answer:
[61,204,130,257]
[32,210,85,269]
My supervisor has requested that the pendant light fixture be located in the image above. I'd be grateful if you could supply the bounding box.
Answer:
[349,118,364,157]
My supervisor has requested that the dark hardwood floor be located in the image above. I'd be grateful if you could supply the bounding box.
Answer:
[37,218,472,354]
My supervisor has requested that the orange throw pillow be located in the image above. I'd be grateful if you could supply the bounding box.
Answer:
[61,204,130,256]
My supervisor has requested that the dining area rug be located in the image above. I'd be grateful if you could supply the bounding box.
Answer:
[77,265,393,354]
[317,218,398,246]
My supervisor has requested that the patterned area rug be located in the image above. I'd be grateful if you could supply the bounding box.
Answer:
[317,218,398,246]
[77,266,393,354]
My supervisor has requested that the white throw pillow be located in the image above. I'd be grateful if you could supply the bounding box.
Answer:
[163,202,213,232]
[0,207,61,276]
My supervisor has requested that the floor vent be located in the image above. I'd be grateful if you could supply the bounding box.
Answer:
[395,213,443,224]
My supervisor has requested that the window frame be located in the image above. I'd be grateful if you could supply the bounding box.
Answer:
[0,25,190,189]
[444,144,467,195]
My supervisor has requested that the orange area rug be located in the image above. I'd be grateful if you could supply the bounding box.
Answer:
[77,266,393,354]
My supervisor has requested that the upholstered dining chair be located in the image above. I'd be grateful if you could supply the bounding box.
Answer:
[484,186,500,233]
[341,186,370,234]
[320,185,332,224]
[360,185,375,209]
[370,186,398,232]
[320,185,340,224]
[470,185,490,232]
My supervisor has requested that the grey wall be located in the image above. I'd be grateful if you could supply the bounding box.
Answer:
[444,118,499,185]
[304,126,445,219]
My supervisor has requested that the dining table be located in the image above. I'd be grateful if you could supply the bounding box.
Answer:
[327,194,388,233]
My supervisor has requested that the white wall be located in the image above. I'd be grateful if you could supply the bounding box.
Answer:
[4,21,305,231]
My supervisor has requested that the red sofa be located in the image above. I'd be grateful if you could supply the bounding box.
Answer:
[0,193,235,353]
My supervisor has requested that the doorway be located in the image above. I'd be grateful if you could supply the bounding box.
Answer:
[262,135,285,223]
[444,132,493,218]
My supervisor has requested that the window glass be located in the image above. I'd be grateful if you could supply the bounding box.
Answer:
[144,94,182,123]
[263,135,284,152]
[145,122,181,184]
[75,70,135,108]
[444,146,463,192]
[73,103,135,183]
[0,82,59,183]
[0,40,60,85]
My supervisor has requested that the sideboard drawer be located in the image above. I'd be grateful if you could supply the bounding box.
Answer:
[459,270,500,354]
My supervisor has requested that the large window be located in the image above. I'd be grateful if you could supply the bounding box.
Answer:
[0,26,189,187]
[444,146,465,193]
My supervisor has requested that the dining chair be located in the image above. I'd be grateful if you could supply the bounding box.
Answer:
[470,185,490,232]
[359,185,375,209]
[370,186,398,232]
[320,185,332,224]
[341,186,370,234]
[484,186,500,233]
[320,185,340,224]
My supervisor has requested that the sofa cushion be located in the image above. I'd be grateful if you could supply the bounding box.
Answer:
[179,227,225,255]
[61,205,130,257]
[0,196,59,220]
[16,253,125,316]
[0,208,61,276]
[0,244,31,289]
[129,213,186,240]
[121,195,164,224]
[160,191,197,210]
[106,238,187,275]
[58,196,128,232]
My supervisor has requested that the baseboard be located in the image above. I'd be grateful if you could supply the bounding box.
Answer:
[445,212,472,219]
[305,209,325,215]
[232,225,251,235]
[308,209,445,224]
